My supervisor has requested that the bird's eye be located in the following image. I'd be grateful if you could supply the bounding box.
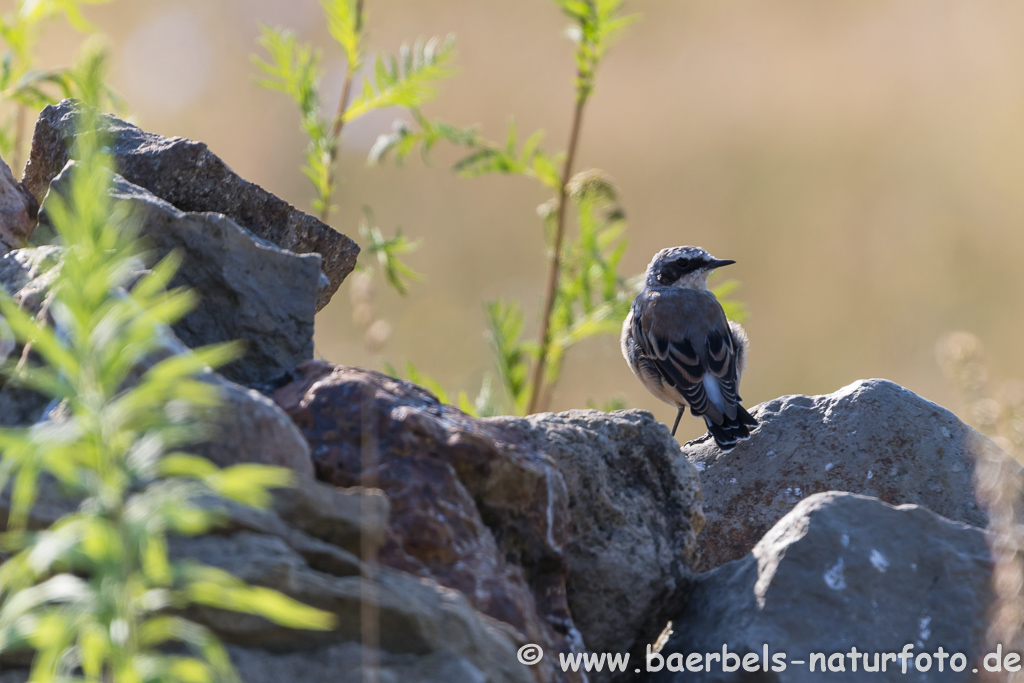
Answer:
[657,258,689,284]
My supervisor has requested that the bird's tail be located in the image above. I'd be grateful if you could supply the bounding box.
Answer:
[704,406,759,452]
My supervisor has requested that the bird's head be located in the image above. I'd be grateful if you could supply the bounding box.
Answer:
[645,246,735,290]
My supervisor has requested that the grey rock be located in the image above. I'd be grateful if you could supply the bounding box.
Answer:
[171,531,534,683]
[0,246,314,487]
[195,374,315,481]
[0,473,79,531]
[0,382,50,428]
[119,326,315,480]
[0,154,36,254]
[202,498,365,578]
[492,409,704,676]
[648,492,993,683]
[0,245,61,314]
[272,479,389,557]
[0,248,314,479]
[688,378,993,571]
[280,530,363,578]
[205,480,388,570]
[23,99,358,309]
[0,246,63,425]
[228,643,496,683]
[41,163,320,386]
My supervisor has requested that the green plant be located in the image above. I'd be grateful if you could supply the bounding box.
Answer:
[0,0,123,169]
[370,1,639,414]
[257,0,744,417]
[0,92,333,681]
[373,0,746,416]
[344,208,423,356]
[511,0,637,413]
[253,0,454,226]
[382,359,495,417]
[357,207,421,296]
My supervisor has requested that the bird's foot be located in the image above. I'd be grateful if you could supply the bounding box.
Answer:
[683,432,715,448]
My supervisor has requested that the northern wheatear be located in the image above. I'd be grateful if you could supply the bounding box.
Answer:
[621,246,757,451]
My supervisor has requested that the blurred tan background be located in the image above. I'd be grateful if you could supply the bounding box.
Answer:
[32,0,1024,442]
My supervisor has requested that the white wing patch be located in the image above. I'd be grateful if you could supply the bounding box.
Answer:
[702,374,726,414]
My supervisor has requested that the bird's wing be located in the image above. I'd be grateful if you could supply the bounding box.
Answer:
[632,289,742,423]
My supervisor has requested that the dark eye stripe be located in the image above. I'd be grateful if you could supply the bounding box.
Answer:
[658,259,696,283]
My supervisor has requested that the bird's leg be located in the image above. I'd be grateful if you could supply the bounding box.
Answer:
[671,406,685,436]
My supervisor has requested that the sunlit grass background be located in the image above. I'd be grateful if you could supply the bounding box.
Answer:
[28,0,1024,442]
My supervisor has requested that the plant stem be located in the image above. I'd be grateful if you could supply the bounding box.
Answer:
[526,87,587,414]
[319,0,364,223]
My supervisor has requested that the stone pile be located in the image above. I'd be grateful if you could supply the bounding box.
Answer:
[0,100,1004,683]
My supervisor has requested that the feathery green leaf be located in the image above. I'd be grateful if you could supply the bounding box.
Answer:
[323,0,362,70]
[343,35,457,122]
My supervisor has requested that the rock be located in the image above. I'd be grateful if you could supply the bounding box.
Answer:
[176,482,386,590]
[192,494,367,579]
[0,246,63,425]
[0,245,61,315]
[0,382,50,428]
[271,361,583,683]
[1,448,514,681]
[40,162,321,387]
[272,479,389,557]
[0,246,314,479]
[207,475,389,562]
[227,642,516,683]
[688,378,993,571]
[0,473,79,531]
[493,409,704,677]
[23,100,358,309]
[0,155,36,254]
[196,374,315,481]
[171,531,534,683]
[130,322,315,480]
[648,492,993,683]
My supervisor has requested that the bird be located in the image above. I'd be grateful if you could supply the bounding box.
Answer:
[621,245,758,451]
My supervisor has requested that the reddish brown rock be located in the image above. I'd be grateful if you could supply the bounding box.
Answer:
[271,361,582,683]
[0,155,36,253]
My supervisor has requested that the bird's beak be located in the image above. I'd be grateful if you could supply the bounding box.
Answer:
[710,258,736,269]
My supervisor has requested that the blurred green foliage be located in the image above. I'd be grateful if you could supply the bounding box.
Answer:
[556,0,640,103]
[262,0,746,417]
[374,117,563,191]
[253,0,454,298]
[484,300,535,416]
[0,0,124,166]
[0,84,333,681]
[356,207,421,296]
[382,359,491,416]
[375,0,640,414]
[374,0,745,416]
[253,27,327,207]
[341,36,455,123]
